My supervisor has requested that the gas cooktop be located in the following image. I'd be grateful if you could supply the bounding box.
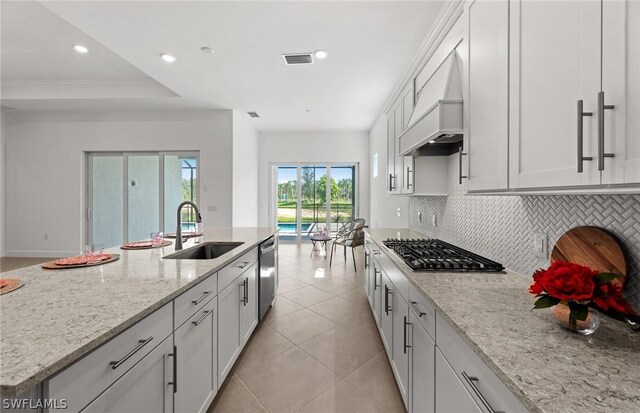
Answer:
[382,238,504,272]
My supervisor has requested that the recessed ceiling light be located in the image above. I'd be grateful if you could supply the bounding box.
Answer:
[201,47,214,54]
[160,53,176,63]
[305,109,311,113]
[73,44,89,54]
[314,49,328,59]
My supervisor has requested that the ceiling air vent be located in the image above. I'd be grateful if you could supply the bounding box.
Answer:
[247,111,260,118]
[282,53,313,65]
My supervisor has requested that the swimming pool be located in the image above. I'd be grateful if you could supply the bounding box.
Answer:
[277,223,313,232]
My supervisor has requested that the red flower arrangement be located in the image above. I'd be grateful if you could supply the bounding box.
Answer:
[529,261,633,325]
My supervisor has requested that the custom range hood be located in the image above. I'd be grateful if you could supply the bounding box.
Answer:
[398,50,463,156]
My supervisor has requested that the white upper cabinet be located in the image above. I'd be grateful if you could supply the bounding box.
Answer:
[464,0,509,191]
[509,0,602,189]
[387,109,400,194]
[602,0,640,185]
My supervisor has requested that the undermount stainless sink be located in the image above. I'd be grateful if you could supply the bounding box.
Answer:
[163,242,244,260]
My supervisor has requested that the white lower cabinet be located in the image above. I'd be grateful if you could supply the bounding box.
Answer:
[380,272,394,356]
[409,309,435,413]
[391,290,409,407]
[218,263,258,387]
[81,336,174,413]
[240,263,259,345]
[174,297,217,413]
[217,276,243,387]
[435,348,481,413]
[369,247,527,413]
[373,260,383,326]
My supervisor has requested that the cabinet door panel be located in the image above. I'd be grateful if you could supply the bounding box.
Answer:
[410,311,435,413]
[175,297,217,413]
[241,264,259,345]
[387,115,398,193]
[217,278,242,387]
[603,0,640,184]
[466,0,509,191]
[82,337,173,413]
[373,263,383,326]
[509,0,601,188]
[394,104,405,191]
[380,274,393,356]
[435,349,482,413]
[391,291,409,408]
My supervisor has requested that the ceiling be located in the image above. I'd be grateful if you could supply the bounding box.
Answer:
[2,1,445,132]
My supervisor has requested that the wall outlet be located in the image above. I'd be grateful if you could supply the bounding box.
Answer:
[207,205,217,212]
[533,233,548,258]
[44,234,48,241]
[432,214,437,227]
[397,208,401,217]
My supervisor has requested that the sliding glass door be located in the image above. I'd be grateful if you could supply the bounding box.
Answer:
[88,152,198,247]
[274,163,357,241]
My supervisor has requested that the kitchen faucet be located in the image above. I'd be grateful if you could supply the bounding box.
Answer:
[175,201,202,251]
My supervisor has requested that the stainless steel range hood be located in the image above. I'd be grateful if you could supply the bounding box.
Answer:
[398,50,463,156]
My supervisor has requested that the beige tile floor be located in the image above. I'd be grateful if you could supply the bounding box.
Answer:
[0,257,54,273]
[208,242,406,413]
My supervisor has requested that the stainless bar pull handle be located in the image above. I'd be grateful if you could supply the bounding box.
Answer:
[372,250,380,255]
[459,147,468,185]
[168,345,177,393]
[389,174,395,190]
[597,91,615,171]
[192,310,212,326]
[235,261,250,269]
[409,300,426,317]
[461,371,504,413]
[406,166,413,188]
[374,269,381,290]
[364,252,369,269]
[577,100,593,173]
[244,277,249,305]
[110,337,154,369]
[384,285,392,315]
[403,316,411,354]
[192,290,213,305]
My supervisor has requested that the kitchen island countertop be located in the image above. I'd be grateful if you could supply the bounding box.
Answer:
[367,228,640,413]
[0,227,276,397]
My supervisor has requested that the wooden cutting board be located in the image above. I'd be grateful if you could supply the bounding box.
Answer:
[551,226,636,316]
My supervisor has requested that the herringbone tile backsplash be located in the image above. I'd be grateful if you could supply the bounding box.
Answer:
[409,155,640,312]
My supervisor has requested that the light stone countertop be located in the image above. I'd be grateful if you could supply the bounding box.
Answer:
[0,227,276,397]
[366,228,640,413]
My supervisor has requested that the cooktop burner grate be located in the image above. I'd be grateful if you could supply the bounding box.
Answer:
[382,238,504,272]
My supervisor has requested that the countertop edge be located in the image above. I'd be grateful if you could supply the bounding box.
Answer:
[365,231,542,413]
[0,231,276,397]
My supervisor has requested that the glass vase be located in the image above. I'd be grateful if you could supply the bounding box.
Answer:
[550,304,600,335]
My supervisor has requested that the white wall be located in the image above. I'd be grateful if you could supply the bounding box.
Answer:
[3,110,233,257]
[232,111,259,227]
[0,111,5,256]
[368,114,409,228]
[258,131,370,228]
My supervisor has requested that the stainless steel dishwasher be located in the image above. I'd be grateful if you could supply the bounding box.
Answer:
[258,236,277,320]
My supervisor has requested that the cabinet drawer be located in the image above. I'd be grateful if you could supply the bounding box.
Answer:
[174,273,217,329]
[376,250,409,302]
[408,283,436,340]
[217,248,258,292]
[436,313,528,413]
[47,303,172,413]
